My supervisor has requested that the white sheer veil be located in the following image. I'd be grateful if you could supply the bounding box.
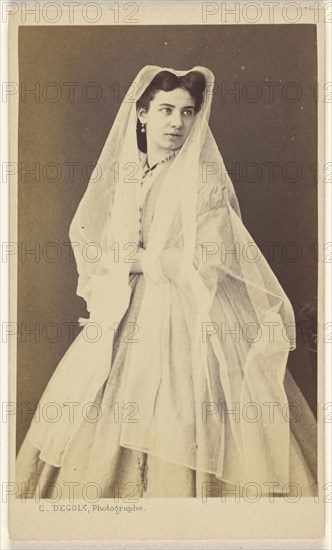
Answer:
[24,65,296,492]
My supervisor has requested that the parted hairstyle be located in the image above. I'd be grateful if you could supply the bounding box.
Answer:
[136,70,206,153]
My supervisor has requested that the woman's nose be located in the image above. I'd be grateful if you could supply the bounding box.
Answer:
[170,110,183,129]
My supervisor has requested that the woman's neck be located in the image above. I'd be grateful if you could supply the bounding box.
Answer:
[146,146,181,170]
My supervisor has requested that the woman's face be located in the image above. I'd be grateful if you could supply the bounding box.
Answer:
[138,87,196,154]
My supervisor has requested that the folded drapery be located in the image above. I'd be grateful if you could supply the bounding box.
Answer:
[25,66,296,493]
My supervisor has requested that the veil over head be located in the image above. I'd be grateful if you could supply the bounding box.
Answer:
[26,65,296,492]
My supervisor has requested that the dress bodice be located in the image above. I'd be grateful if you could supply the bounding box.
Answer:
[137,149,181,249]
[136,148,228,251]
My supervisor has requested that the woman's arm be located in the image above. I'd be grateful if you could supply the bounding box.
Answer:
[159,248,184,282]
[133,246,186,283]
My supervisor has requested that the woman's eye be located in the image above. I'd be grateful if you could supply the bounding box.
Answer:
[183,110,194,117]
[161,107,172,114]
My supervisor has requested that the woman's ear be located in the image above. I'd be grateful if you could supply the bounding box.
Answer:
[137,107,147,124]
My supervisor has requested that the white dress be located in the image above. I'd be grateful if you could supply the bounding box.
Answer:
[16,153,317,499]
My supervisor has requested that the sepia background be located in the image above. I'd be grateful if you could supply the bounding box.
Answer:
[16,24,318,451]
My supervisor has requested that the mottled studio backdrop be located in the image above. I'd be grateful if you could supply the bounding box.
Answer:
[17,25,317,450]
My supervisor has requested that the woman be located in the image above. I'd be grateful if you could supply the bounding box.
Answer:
[16,65,316,499]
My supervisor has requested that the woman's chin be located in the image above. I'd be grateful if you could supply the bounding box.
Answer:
[163,139,184,150]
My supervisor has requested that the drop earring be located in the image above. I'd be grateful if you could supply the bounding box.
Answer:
[141,123,146,134]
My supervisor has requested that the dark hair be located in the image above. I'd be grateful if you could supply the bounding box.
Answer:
[136,70,206,152]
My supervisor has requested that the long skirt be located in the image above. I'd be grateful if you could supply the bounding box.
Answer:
[16,273,317,500]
